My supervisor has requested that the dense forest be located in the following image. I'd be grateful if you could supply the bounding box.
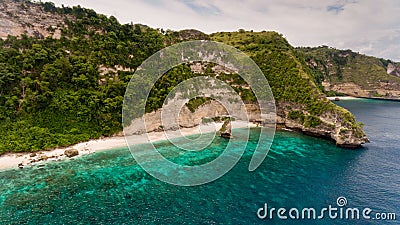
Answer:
[0,1,366,153]
[0,3,167,153]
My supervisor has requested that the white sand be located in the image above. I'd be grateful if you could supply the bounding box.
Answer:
[0,121,256,170]
[327,96,358,100]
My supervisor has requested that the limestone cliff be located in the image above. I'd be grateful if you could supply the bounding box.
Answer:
[125,98,368,148]
[125,100,262,135]
[124,60,368,148]
[387,63,400,77]
[0,0,72,39]
[299,46,400,100]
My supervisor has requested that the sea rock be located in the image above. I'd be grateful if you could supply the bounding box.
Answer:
[64,149,79,158]
[219,119,232,139]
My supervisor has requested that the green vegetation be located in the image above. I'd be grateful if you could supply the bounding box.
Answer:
[211,31,320,105]
[186,97,212,113]
[324,90,346,97]
[288,110,305,123]
[288,110,322,128]
[218,117,232,133]
[0,2,366,154]
[303,115,322,128]
[210,31,363,132]
[298,46,400,93]
[0,4,164,154]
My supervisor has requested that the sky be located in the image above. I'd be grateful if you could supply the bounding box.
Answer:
[49,0,400,61]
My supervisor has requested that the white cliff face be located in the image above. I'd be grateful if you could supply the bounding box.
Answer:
[124,100,263,135]
[125,99,368,148]
[387,63,400,77]
[0,0,72,39]
[322,81,400,99]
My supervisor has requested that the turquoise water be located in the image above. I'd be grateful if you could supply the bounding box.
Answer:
[0,99,399,224]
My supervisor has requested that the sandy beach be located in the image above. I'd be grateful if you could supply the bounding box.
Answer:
[327,96,358,100]
[0,121,256,171]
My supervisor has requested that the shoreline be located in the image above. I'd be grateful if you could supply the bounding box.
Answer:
[0,121,256,171]
[327,96,400,102]
[326,96,358,100]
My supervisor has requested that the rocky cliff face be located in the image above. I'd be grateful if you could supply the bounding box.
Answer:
[125,98,368,148]
[125,100,262,135]
[322,81,400,99]
[0,0,71,39]
[387,63,400,77]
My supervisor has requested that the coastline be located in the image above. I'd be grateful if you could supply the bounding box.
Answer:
[327,95,400,102]
[0,121,256,171]
[326,96,358,100]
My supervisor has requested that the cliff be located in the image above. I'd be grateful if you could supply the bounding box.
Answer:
[298,46,400,100]
[276,102,368,148]
[0,0,368,153]
[211,32,368,148]
[0,0,72,39]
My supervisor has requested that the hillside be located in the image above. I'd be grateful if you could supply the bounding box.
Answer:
[0,0,367,154]
[298,46,400,99]
[210,32,367,147]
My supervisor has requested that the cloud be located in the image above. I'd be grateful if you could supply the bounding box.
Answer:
[180,0,221,16]
[49,0,400,61]
[327,4,345,14]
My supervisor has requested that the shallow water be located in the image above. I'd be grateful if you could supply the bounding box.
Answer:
[0,99,398,224]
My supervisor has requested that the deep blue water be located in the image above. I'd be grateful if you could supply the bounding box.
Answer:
[0,99,399,224]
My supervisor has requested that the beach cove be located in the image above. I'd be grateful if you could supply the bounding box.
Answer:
[0,98,398,224]
[0,121,258,171]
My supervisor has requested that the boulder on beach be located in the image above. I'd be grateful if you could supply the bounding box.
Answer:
[64,149,79,158]
[218,118,232,139]
[39,155,48,161]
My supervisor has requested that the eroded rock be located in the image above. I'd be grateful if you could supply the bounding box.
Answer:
[64,149,79,158]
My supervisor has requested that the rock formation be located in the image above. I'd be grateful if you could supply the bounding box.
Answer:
[387,63,400,77]
[64,149,79,158]
[218,118,232,138]
[0,0,72,39]
[276,102,368,148]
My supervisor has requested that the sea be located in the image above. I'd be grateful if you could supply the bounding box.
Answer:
[0,98,398,224]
